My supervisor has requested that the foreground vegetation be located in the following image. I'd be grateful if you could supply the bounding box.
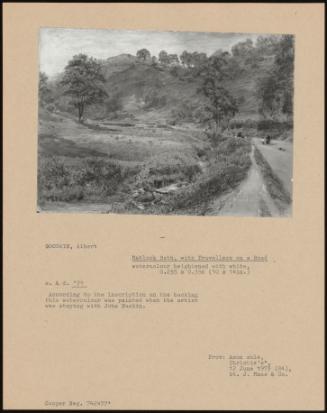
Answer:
[37,114,251,214]
[157,137,251,214]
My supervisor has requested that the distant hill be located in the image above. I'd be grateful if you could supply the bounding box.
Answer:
[99,54,275,122]
[101,53,137,77]
[49,51,276,123]
[103,60,201,118]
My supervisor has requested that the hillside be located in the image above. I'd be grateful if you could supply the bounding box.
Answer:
[103,61,201,121]
[98,55,275,122]
[101,53,137,77]
[50,53,275,124]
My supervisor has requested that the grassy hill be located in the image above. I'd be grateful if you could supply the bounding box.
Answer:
[49,50,277,128]
[103,61,201,121]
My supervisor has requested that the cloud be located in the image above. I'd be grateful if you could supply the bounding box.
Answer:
[39,28,270,77]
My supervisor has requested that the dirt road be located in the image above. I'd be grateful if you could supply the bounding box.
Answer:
[252,138,293,196]
[205,143,288,217]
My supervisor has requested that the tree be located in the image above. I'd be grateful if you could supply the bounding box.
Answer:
[166,53,179,66]
[158,50,169,66]
[136,48,151,62]
[212,49,227,57]
[180,50,191,67]
[256,72,280,119]
[275,35,294,120]
[60,54,108,122]
[282,91,293,119]
[200,53,231,81]
[231,38,254,58]
[39,72,52,105]
[202,76,238,139]
[274,35,294,86]
[151,56,158,66]
[191,52,207,67]
[255,35,280,56]
[256,35,294,120]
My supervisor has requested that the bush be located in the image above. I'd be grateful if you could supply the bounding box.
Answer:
[192,105,209,123]
[169,66,185,78]
[105,94,123,113]
[256,119,293,139]
[46,103,56,112]
[257,119,292,131]
[144,90,167,109]
[170,101,200,123]
[135,152,201,190]
[230,119,257,130]
[162,137,251,212]
[38,156,137,203]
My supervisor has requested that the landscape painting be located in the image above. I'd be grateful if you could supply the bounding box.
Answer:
[38,28,294,216]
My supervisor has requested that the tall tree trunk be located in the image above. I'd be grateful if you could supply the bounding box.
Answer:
[77,104,81,122]
[78,103,84,122]
[215,113,220,137]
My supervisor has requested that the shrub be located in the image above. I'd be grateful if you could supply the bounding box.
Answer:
[257,119,292,131]
[144,90,167,109]
[38,156,137,203]
[161,137,251,212]
[46,103,56,112]
[230,119,257,130]
[135,152,201,190]
[105,94,123,113]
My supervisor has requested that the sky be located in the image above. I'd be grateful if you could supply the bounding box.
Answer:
[39,28,264,77]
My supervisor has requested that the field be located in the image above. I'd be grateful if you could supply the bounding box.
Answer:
[38,109,252,214]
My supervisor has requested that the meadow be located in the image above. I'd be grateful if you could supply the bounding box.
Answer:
[38,109,251,214]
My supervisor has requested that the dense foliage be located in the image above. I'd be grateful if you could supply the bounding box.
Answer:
[60,54,108,121]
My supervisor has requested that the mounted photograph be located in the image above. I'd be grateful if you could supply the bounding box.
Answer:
[37,28,294,216]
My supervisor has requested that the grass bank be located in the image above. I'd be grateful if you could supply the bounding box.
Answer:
[254,146,291,212]
[151,136,252,215]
